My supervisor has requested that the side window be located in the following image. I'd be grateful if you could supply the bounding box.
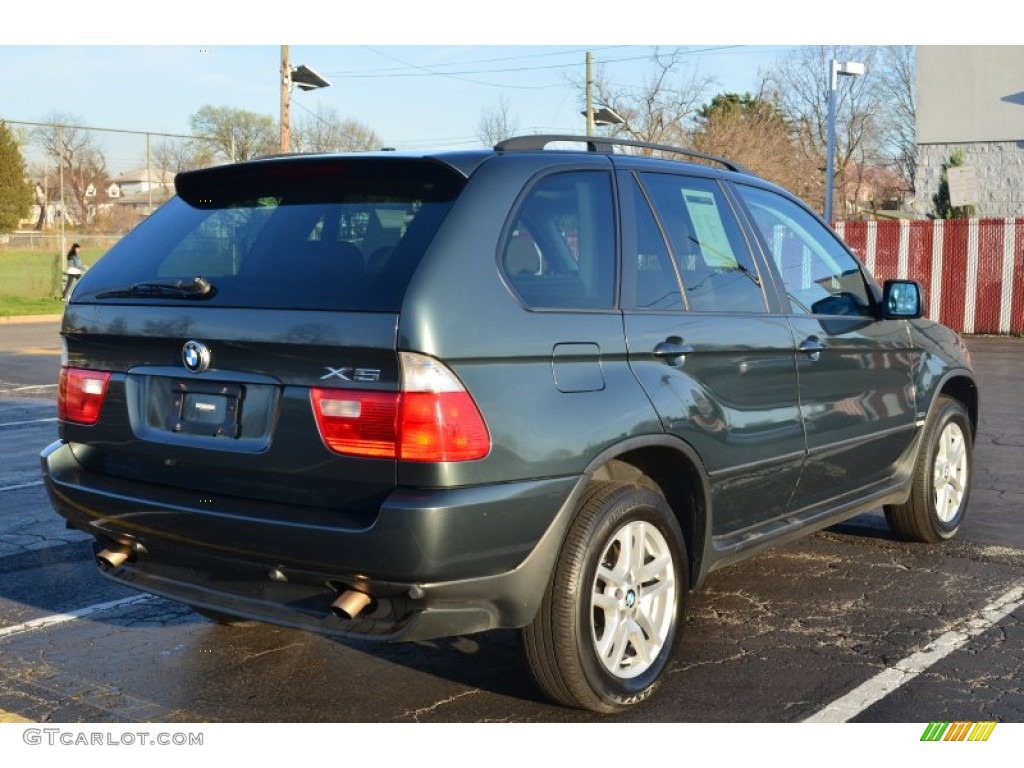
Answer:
[639,173,766,313]
[630,177,683,310]
[735,184,874,317]
[501,171,615,309]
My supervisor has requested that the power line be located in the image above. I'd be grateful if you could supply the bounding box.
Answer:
[357,47,551,90]
[331,46,743,83]
[321,45,628,76]
[290,98,329,126]
[344,51,645,78]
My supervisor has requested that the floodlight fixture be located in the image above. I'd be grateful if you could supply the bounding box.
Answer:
[580,107,626,127]
[291,64,332,92]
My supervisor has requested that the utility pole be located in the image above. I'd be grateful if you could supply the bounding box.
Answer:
[585,51,594,137]
[278,46,330,154]
[280,45,291,153]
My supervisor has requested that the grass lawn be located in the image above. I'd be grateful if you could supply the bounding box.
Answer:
[0,249,104,315]
[0,296,64,317]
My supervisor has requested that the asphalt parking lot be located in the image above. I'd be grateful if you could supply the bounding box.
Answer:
[0,320,1021,723]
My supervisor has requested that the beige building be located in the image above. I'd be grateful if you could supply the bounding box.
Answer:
[915,46,1024,217]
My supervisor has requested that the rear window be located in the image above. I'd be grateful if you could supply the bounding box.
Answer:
[500,171,616,310]
[75,157,465,312]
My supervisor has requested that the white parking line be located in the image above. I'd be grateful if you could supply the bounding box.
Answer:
[0,417,57,428]
[0,594,156,640]
[0,480,45,492]
[1,384,57,392]
[805,584,1024,722]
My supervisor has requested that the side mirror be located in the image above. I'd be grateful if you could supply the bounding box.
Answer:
[882,279,923,319]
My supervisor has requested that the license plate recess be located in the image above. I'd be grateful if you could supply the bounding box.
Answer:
[167,380,243,438]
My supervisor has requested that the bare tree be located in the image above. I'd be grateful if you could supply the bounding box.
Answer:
[149,139,216,174]
[587,48,715,151]
[31,112,108,227]
[291,104,381,153]
[476,96,520,147]
[189,105,277,162]
[875,45,916,194]
[764,46,883,217]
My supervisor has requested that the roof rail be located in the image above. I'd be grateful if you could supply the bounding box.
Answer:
[494,134,750,175]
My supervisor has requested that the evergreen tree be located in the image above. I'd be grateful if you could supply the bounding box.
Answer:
[932,149,976,219]
[0,121,33,232]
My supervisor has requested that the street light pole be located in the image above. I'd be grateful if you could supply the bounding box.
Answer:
[824,58,865,223]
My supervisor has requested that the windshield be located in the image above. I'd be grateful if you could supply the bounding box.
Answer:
[75,157,465,312]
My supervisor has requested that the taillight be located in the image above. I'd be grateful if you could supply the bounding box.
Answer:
[397,353,490,461]
[311,352,490,462]
[58,367,111,425]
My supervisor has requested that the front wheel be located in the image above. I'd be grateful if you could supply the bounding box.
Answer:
[885,396,973,543]
[522,482,688,713]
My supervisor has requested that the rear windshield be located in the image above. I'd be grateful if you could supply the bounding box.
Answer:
[74,157,466,312]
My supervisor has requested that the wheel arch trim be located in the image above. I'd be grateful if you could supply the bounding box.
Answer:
[926,369,979,438]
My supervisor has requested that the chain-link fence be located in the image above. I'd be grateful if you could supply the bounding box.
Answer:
[1,117,228,313]
[5,118,225,233]
[0,234,121,303]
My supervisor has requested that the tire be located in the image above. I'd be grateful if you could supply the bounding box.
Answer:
[190,605,262,627]
[885,396,973,543]
[522,481,688,713]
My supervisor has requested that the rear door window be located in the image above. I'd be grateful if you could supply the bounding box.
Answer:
[75,158,465,312]
[639,173,767,313]
[627,176,684,311]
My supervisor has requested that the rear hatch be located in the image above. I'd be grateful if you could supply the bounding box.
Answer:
[61,156,467,513]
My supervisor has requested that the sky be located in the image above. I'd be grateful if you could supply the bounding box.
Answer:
[1,44,804,171]
[0,1,1009,175]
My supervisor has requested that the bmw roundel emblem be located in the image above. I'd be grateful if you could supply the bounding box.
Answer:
[182,340,211,374]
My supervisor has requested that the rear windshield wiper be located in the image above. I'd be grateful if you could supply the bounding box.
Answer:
[96,276,215,300]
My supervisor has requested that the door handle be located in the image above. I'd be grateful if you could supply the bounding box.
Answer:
[798,336,826,362]
[653,336,694,367]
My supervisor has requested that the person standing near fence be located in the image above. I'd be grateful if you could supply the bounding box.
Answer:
[62,242,84,301]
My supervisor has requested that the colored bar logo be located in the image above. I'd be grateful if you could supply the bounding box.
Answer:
[921,722,997,742]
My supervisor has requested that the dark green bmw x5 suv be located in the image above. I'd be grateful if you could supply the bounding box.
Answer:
[42,135,977,713]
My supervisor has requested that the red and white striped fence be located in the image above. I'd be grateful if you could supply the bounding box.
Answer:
[835,219,1024,336]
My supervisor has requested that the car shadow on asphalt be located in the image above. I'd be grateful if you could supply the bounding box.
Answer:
[331,627,564,714]
[825,509,900,542]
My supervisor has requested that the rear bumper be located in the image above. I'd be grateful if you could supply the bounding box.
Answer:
[41,440,582,641]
